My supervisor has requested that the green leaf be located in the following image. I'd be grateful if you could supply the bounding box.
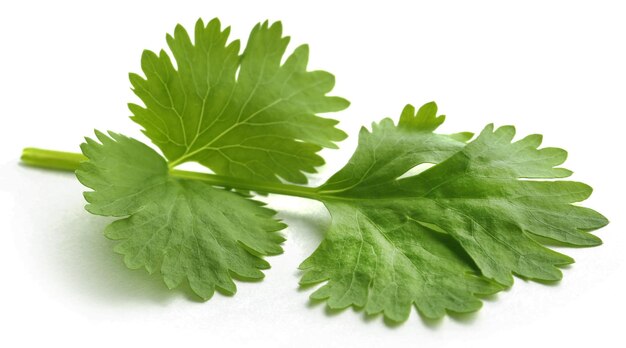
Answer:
[320,103,470,195]
[301,102,608,321]
[76,131,286,300]
[300,201,503,321]
[129,18,349,184]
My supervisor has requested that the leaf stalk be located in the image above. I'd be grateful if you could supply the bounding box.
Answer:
[20,148,322,200]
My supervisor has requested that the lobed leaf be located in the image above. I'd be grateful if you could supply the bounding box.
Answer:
[77,131,285,299]
[301,102,608,321]
[129,18,349,184]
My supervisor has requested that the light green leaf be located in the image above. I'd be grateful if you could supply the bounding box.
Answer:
[321,103,469,195]
[300,201,503,321]
[129,18,349,184]
[301,102,607,321]
[76,131,285,300]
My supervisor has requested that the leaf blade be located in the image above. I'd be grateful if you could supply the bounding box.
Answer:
[303,102,607,321]
[77,131,286,300]
[130,18,348,184]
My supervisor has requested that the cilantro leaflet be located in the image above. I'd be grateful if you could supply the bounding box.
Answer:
[130,18,348,184]
[76,131,285,299]
[301,103,607,320]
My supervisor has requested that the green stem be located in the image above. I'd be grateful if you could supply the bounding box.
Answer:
[21,148,88,171]
[169,169,320,199]
[21,148,322,200]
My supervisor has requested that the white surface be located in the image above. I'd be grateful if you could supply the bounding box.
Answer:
[1,0,624,346]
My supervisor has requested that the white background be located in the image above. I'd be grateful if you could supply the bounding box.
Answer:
[1,0,624,346]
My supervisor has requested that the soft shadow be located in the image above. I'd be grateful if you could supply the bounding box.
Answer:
[382,316,406,329]
[51,213,186,305]
[448,310,479,324]
[53,212,274,304]
[418,309,481,328]
[419,313,444,329]
[277,209,330,245]
[9,166,180,305]
[17,165,272,305]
